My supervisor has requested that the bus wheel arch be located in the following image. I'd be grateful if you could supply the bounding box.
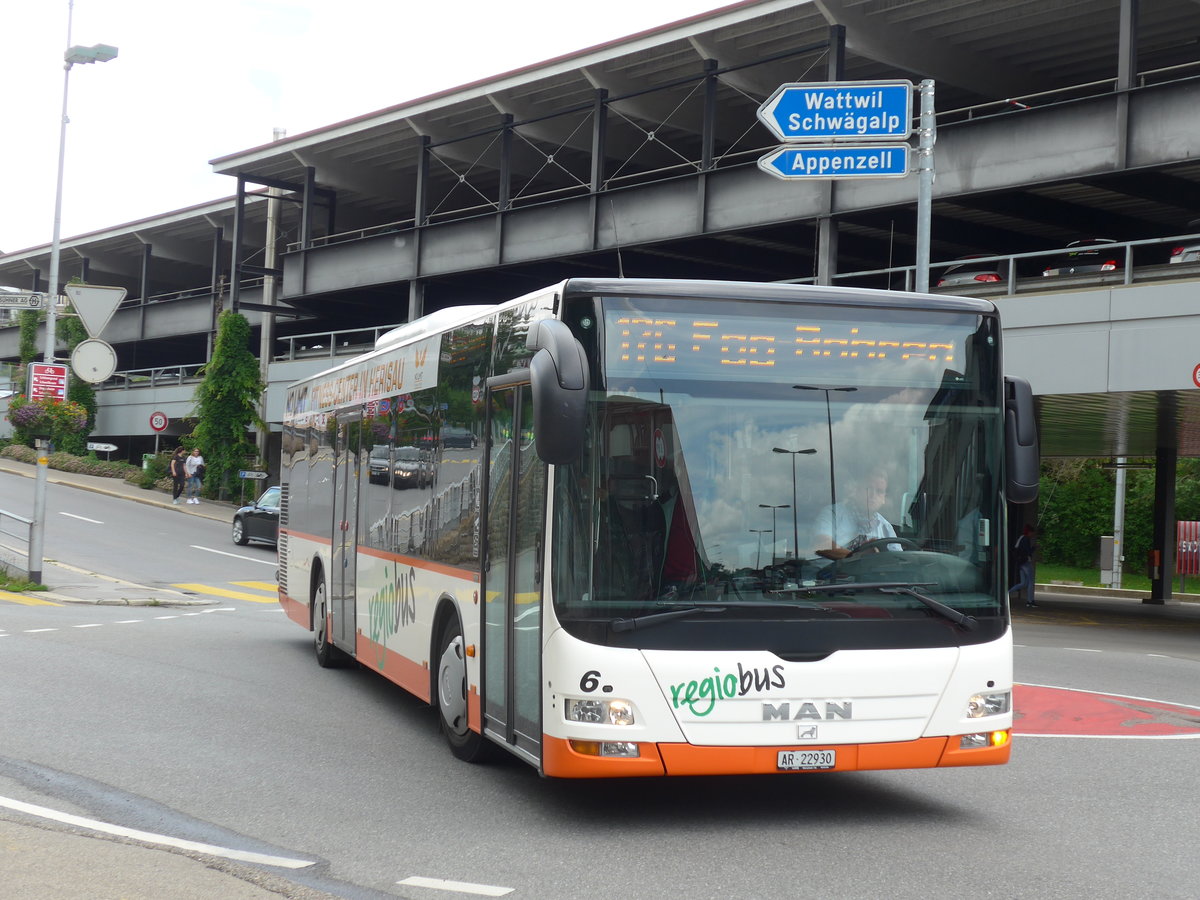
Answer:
[432,600,491,762]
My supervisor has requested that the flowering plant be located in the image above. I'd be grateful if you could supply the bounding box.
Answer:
[6,395,90,438]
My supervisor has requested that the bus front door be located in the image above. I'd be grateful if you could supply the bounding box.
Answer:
[331,413,363,654]
[482,381,546,764]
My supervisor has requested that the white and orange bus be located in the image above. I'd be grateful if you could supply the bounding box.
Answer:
[278,278,1038,777]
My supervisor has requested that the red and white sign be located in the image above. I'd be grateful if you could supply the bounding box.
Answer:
[1193,363,1200,389]
[28,363,69,401]
[1178,521,1200,576]
[149,411,169,432]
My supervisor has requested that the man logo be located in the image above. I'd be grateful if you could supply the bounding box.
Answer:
[798,725,819,740]
[762,700,853,721]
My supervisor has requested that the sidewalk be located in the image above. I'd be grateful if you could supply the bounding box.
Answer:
[0,455,248,606]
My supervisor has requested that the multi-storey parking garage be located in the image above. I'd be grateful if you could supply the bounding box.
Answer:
[2,0,1199,596]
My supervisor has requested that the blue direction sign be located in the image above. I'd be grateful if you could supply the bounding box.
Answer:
[758,80,913,142]
[758,145,910,180]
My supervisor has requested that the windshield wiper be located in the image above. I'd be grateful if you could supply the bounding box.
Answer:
[878,585,979,631]
[771,581,979,631]
[609,606,725,633]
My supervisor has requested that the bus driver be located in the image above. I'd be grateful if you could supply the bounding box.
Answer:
[811,467,900,560]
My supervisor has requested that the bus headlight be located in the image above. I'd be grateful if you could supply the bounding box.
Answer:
[966,690,1011,718]
[565,698,636,726]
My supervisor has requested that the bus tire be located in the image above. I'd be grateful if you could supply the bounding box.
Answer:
[312,573,343,668]
[436,617,490,762]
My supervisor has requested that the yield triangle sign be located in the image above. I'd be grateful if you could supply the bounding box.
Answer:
[64,284,127,338]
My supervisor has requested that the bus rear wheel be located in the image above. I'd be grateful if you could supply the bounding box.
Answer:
[436,618,490,762]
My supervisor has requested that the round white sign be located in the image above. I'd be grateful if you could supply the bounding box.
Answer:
[70,339,118,384]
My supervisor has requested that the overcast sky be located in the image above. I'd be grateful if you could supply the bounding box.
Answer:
[1,0,738,255]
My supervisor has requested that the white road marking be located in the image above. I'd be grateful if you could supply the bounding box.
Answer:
[60,512,104,524]
[72,624,103,628]
[1063,647,1102,653]
[115,619,143,623]
[0,794,315,869]
[154,616,179,620]
[397,876,514,896]
[24,628,57,633]
[190,545,277,566]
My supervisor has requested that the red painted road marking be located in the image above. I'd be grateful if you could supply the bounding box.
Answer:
[1014,684,1200,738]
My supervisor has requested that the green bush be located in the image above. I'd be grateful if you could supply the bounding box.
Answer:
[0,444,143,480]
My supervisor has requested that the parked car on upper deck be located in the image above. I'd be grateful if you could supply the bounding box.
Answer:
[1042,239,1122,278]
[1168,219,1200,265]
[935,255,1005,290]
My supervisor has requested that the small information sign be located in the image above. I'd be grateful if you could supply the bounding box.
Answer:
[28,363,69,401]
[238,470,269,480]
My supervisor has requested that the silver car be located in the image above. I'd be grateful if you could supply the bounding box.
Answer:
[1169,219,1200,265]
[936,256,1005,289]
[1042,239,1122,277]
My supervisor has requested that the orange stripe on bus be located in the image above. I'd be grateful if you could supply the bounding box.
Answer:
[542,736,667,778]
[356,633,431,703]
[278,591,309,628]
[541,735,1006,778]
[357,545,479,582]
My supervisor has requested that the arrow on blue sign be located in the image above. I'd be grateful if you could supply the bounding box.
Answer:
[757,145,911,180]
[757,80,913,142]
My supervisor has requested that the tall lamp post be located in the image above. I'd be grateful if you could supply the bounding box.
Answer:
[29,7,118,585]
[794,385,856,551]
[772,446,816,559]
[749,529,770,569]
[758,504,790,565]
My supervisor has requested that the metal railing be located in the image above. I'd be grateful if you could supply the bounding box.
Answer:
[785,231,1200,295]
[0,507,34,581]
[94,364,206,391]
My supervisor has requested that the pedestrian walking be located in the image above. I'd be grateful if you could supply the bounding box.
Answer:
[1009,524,1038,607]
[169,447,187,505]
[184,448,205,504]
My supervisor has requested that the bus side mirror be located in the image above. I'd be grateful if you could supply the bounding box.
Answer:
[526,318,589,464]
[1004,375,1039,504]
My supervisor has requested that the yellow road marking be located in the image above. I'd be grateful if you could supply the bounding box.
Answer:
[0,590,61,606]
[232,581,278,592]
[171,583,278,603]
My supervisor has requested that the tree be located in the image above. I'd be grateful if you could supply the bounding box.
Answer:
[58,295,97,455]
[190,311,264,499]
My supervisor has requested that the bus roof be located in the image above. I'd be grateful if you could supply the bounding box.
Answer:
[559,278,997,315]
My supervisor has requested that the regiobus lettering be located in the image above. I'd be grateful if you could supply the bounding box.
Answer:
[276,278,1038,778]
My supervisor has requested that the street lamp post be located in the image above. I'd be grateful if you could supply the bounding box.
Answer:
[758,503,790,565]
[772,446,817,559]
[794,385,856,551]
[749,529,770,569]
[29,5,117,585]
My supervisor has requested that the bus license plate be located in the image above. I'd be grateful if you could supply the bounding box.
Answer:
[777,749,836,770]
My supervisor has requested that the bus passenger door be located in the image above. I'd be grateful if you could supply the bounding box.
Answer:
[331,413,363,652]
[482,380,546,764]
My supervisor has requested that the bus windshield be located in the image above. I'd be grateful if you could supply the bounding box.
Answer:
[552,293,1005,653]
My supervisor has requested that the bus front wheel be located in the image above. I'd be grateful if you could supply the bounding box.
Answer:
[436,618,490,762]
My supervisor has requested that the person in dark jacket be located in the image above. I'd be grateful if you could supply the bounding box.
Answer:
[169,447,187,505]
[1009,524,1038,607]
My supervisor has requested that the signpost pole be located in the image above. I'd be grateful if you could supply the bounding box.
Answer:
[914,79,936,293]
[29,441,49,584]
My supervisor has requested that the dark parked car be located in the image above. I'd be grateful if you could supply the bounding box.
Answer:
[368,444,391,485]
[1042,239,1122,277]
[232,485,280,546]
[441,426,476,449]
[392,445,431,488]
